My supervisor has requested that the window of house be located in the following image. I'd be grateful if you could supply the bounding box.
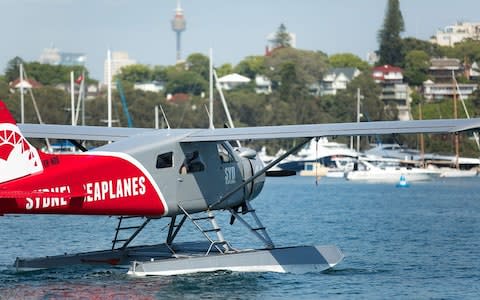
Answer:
[156,152,173,169]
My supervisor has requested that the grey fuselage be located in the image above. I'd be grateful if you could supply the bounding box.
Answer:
[94,131,265,217]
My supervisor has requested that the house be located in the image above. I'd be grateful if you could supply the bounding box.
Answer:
[466,61,480,80]
[372,65,410,121]
[9,78,42,90]
[429,58,463,83]
[423,79,477,102]
[430,22,480,47]
[217,73,251,90]
[423,58,478,101]
[134,81,165,93]
[255,75,272,94]
[320,67,361,96]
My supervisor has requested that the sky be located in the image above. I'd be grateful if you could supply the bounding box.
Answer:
[2,0,480,80]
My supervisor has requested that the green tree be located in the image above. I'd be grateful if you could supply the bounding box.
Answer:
[272,23,292,48]
[152,65,168,82]
[0,76,9,100]
[334,72,384,122]
[402,37,442,59]
[165,70,207,96]
[440,39,480,64]
[215,63,233,77]
[377,0,405,66]
[265,48,328,85]
[403,50,430,86]
[328,53,370,71]
[5,57,25,82]
[186,53,210,81]
[118,64,152,82]
[234,56,266,79]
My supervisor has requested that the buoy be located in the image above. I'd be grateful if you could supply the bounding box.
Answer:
[396,175,409,188]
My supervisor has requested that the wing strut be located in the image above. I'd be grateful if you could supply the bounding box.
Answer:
[209,138,312,209]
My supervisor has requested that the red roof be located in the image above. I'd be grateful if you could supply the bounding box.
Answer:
[372,65,403,81]
[373,65,403,73]
[168,93,190,104]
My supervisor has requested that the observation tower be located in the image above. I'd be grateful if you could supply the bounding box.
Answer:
[171,0,186,63]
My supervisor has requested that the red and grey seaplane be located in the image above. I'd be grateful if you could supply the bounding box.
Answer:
[1,100,479,275]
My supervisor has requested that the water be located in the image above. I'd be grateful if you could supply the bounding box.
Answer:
[1,176,479,299]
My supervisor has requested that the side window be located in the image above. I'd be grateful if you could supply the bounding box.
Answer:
[179,151,205,174]
[156,152,173,169]
[217,143,234,163]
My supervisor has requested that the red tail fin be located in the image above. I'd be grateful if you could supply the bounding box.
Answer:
[0,100,43,183]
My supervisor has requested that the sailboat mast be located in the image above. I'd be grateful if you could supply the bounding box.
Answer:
[453,74,459,169]
[418,101,425,167]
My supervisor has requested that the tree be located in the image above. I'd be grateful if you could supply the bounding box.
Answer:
[186,53,210,81]
[328,53,370,71]
[272,23,292,48]
[402,37,442,59]
[377,0,405,66]
[152,65,168,82]
[215,63,233,77]
[164,70,207,96]
[440,39,480,65]
[334,72,384,122]
[5,57,25,82]
[118,64,152,83]
[403,50,430,86]
[234,56,266,79]
[265,48,328,85]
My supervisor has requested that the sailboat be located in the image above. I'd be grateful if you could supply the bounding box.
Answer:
[436,71,479,178]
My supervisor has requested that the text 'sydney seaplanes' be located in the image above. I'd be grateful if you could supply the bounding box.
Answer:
[26,176,146,211]
[1,100,480,276]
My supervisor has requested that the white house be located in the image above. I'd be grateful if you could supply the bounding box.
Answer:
[217,73,251,90]
[320,68,361,96]
[255,75,272,94]
[431,22,480,46]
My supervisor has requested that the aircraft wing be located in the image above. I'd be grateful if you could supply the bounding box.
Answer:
[179,119,480,142]
[19,124,155,141]
[18,118,480,142]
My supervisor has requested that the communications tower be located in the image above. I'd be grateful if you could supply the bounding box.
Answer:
[171,0,186,63]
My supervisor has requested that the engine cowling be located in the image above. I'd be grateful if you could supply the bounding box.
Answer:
[236,147,265,202]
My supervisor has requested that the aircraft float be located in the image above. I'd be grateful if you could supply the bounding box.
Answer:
[1,100,479,276]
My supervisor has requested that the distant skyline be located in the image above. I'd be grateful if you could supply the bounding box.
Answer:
[2,0,480,80]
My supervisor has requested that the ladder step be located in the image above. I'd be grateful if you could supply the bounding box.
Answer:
[118,226,142,230]
[212,241,227,245]
[203,228,220,233]
[118,216,143,219]
[252,227,266,231]
[112,239,128,243]
[191,216,214,221]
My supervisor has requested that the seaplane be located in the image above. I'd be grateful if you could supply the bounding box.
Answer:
[1,99,480,276]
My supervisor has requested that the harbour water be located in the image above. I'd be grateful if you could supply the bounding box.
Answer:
[0,176,479,299]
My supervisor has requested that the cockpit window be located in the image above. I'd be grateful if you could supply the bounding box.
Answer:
[156,152,173,169]
[179,151,205,174]
[217,143,235,163]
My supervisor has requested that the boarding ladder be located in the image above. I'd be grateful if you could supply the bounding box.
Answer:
[228,201,274,249]
[178,205,233,255]
[111,216,151,250]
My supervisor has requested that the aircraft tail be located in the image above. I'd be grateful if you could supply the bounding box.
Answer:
[0,100,44,183]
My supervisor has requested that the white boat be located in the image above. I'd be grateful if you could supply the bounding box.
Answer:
[298,162,328,177]
[437,167,478,178]
[365,143,480,170]
[345,160,439,183]
[276,138,358,174]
